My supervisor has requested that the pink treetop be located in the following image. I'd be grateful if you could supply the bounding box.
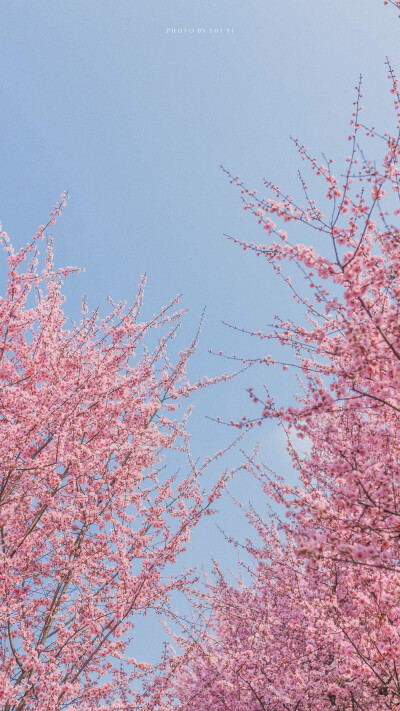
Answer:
[150,25,400,711]
[0,196,230,710]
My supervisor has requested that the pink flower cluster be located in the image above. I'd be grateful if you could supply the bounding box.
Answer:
[146,39,400,711]
[0,197,232,709]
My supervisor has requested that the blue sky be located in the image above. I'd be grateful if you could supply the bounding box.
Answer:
[1,0,399,663]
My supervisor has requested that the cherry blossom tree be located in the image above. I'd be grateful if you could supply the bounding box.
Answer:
[147,3,400,709]
[0,197,230,711]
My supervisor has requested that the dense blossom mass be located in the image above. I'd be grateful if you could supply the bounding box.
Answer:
[146,11,400,711]
[0,198,232,710]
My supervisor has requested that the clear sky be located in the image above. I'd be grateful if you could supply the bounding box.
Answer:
[1,0,399,662]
